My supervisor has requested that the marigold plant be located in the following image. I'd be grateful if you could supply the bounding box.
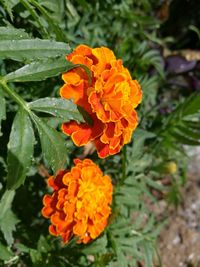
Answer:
[42,159,113,244]
[60,45,142,158]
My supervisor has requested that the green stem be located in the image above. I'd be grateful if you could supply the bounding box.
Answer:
[121,146,127,184]
[19,0,49,38]
[0,78,29,112]
[30,0,66,41]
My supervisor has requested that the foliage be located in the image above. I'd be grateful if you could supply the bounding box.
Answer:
[0,0,200,266]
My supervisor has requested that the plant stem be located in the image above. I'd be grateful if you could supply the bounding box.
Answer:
[0,78,29,112]
[121,146,127,184]
[19,0,49,38]
[30,0,66,41]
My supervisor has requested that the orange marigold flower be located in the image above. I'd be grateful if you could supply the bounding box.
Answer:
[42,159,113,244]
[60,44,142,158]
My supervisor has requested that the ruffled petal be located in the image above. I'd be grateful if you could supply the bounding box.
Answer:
[59,45,142,157]
[42,159,113,244]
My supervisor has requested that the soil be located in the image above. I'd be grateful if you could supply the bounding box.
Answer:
[157,147,200,267]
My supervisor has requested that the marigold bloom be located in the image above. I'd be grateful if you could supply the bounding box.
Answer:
[42,159,113,244]
[60,45,142,158]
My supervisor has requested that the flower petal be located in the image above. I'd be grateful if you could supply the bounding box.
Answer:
[42,159,113,244]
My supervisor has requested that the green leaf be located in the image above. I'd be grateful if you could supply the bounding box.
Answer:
[143,241,154,267]
[140,75,159,108]
[82,235,107,254]
[176,124,200,140]
[0,190,19,245]
[15,243,30,253]
[0,0,19,21]
[0,242,13,261]
[7,108,35,189]
[0,26,30,40]
[183,120,200,130]
[189,25,200,41]
[0,209,19,245]
[5,57,74,82]
[30,0,66,41]
[30,249,42,264]
[5,58,92,86]
[77,64,92,85]
[145,178,165,191]
[115,246,128,267]
[30,113,67,173]
[29,97,84,122]
[37,235,51,253]
[0,190,15,219]
[77,106,93,125]
[0,39,70,62]
[181,94,200,117]
[143,216,155,234]
[0,89,6,136]
[131,129,155,160]
[170,129,200,146]
[141,50,164,78]
[19,0,49,38]
[120,242,142,259]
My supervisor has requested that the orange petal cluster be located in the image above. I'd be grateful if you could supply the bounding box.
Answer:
[60,45,142,158]
[42,159,113,244]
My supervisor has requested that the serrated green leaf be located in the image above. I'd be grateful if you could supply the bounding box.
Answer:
[109,218,127,230]
[151,220,166,238]
[0,0,19,21]
[119,237,138,247]
[132,214,146,230]
[30,0,66,41]
[134,128,156,140]
[37,235,51,253]
[41,1,61,13]
[143,241,154,267]
[115,246,128,267]
[0,89,6,136]
[15,243,30,253]
[166,181,182,206]
[30,113,67,173]
[0,190,19,245]
[143,216,155,234]
[0,242,13,261]
[170,129,200,146]
[117,195,139,207]
[189,25,200,41]
[19,0,49,38]
[82,235,107,254]
[130,129,155,160]
[30,249,42,264]
[168,95,197,120]
[42,117,63,128]
[120,243,143,259]
[176,124,200,140]
[0,26,30,40]
[141,50,164,78]
[29,97,84,122]
[111,225,135,236]
[183,120,200,130]
[178,94,200,118]
[5,57,74,82]
[119,186,140,197]
[7,109,35,189]
[5,58,91,85]
[0,190,15,220]
[0,209,19,245]
[145,178,165,191]
[0,39,70,62]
